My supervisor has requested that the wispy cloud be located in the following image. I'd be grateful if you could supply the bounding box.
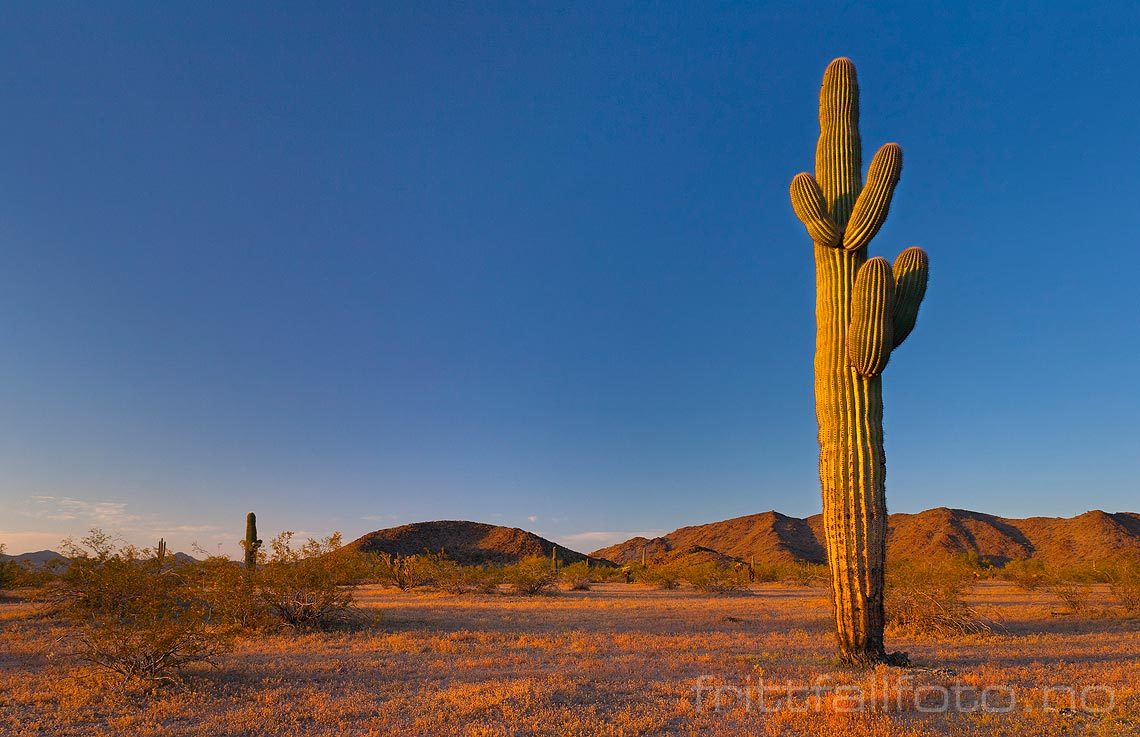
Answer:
[527,515,538,523]
[28,496,141,527]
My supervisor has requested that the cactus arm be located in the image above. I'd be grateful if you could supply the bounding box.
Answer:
[890,246,929,348]
[790,173,842,247]
[816,57,862,229]
[843,143,903,252]
[847,257,895,377]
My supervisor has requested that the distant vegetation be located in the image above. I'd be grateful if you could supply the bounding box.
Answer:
[3,512,1139,687]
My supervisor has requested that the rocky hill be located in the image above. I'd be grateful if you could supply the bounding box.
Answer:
[347,520,599,566]
[592,508,1140,567]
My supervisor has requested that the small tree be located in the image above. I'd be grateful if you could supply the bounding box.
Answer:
[503,556,557,595]
[256,531,360,628]
[0,543,19,592]
[56,531,235,684]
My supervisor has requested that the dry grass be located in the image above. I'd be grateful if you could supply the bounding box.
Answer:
[1,581,1138,735]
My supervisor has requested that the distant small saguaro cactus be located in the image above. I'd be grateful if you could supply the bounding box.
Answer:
[156,538,167,563]
[788,57,929,665]
[243,512,263,570]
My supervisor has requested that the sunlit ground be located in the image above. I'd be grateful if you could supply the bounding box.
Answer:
[1,582,1137,736]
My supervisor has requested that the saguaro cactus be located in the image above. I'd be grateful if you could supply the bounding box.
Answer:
[789,58,929,665]
[243,512,262,571]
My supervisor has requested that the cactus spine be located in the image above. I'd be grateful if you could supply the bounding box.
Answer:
[243,512,262,571]
[789,58,929,665]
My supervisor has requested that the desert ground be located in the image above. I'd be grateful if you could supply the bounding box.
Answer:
[1,581,1137,736]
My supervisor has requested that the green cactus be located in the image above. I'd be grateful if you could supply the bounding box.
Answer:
[156,538,166,563]
[789,58,929,665]
[243,512,262,571]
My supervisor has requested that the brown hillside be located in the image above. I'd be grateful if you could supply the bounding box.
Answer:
[347,521,599,566]
[592,511,824,565]
[593,508,1140,567]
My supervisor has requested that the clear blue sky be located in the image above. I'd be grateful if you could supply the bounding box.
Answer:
[2,2,1138,556]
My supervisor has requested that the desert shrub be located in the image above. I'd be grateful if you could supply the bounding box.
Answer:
[559,561,593,591]
[0,544,18,592]
[1002,558,1047,591]
[256,532,361,628]
[681,562,747,594]
[1102,559,1140,615]
[421,555,502,594]
[785,562,829,587]
[885,558,991,637]
[1041,565,1100,615]
[957,550,996,578]
[1045,578,1091,615]
[374,553,433,591]
[55,531,235,684]
[186,553,272,630]
[503,556,557,595]
[635,563,682,590]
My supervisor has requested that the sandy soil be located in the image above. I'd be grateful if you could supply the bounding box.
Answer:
[1,581,1137,736]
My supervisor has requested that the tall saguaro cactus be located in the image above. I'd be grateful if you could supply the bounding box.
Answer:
[243,512,262,571]
[789,58,929,665]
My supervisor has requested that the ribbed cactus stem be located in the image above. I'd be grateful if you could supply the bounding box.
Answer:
[244,512,262,571]
[848,257,895,377]
[891,247,929,348]
[815,57,861,229]
[789,57,928,665]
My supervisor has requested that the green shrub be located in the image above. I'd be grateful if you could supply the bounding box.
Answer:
[635,563,682,590]
[885,558,990,637]
[186,553,271,630]
[56,531,236,684]
[419,555,502,594]
[374,553,433,591]
[681,562,747,594]
[256,532,361,628]
[1002,558,1047,591]
[558,561,592,591]
[1102,559,1140,615]
[503,556,557,595]
[0,544,18,592]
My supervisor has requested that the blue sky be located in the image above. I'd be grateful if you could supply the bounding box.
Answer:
[2,2,1138,556]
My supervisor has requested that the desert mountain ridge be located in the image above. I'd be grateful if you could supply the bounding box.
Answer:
[6,509,1137,569]
[591,507,1140,567]
[345,520,599,566]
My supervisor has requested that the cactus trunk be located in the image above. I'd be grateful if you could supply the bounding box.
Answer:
[815,242,888,662]
[789,58,928,666]
[244,512,261,571]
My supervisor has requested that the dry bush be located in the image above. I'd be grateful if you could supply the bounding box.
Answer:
[55,531,235,684]
[256,532,362,629]
[1002,558,1047,591]
[784,561,829,587]
[885,558,991,637]
[421,555,502,594]
[634,563,682,590]
[1041,565,1100,615]
[558,561,593,591]
[0,543,17,592]
[1102,559,1140,615]
[503,556,557,595]
[681,562,747,594]
[187,553,272,630]
[374,553,433,591]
